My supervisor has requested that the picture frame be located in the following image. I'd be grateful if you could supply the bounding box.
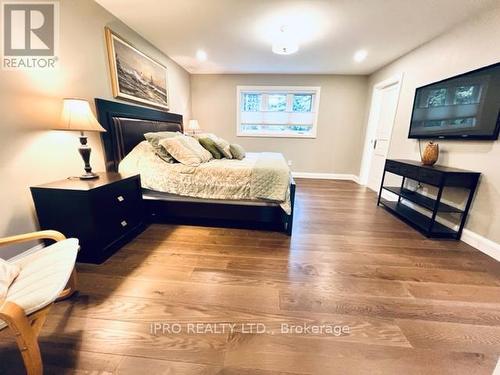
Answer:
[105,27,169,110]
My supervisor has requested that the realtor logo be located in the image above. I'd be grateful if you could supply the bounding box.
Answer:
[2,1,59,69]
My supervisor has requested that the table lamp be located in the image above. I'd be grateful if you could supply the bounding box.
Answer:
[56,98,106,180]
[187,119,200,135]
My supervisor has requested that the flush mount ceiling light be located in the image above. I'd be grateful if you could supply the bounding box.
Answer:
[272,25,299,55]
[196,49,207,61]
[272,41,299,55]
[354,49,368,62]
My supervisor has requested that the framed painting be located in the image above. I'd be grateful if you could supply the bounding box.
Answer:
[105,27,169,110]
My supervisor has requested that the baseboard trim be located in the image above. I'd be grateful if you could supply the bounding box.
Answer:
[380,191,500,262]
[292,172,359,182]
[461,229,500,262]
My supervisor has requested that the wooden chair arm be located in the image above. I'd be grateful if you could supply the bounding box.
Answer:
[0,230,66,247]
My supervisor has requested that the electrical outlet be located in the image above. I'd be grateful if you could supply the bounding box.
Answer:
[288,160,293,166]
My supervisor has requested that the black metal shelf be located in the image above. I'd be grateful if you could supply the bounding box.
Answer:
[379,199,458,238]
[383,186,463,213]
[378,159,480,240]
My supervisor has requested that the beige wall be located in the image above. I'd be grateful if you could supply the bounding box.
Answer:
[0,0,191,257]
[191,74,368,174]
[367,7,500,243]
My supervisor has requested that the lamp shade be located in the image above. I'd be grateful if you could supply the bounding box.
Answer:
[188,119,200,131]
[57,98,106,132]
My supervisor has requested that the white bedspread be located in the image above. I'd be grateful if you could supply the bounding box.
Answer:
[119,141,292,214]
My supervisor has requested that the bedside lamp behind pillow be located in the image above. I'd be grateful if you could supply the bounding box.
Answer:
[187,119,200,135]
[56,98,106,179]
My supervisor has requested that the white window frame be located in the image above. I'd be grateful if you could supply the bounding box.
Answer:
[236,85,321,138]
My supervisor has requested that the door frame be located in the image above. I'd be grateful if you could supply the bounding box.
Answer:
[359,73,404,187]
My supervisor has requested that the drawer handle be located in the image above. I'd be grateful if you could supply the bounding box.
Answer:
[120,220,128,227]
[117,195,125,202]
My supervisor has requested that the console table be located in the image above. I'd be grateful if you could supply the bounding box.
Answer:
[378,159,480,239]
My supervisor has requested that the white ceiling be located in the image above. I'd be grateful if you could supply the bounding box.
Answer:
[95,0,497,75]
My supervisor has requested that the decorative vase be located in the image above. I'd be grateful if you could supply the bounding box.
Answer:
[421,142,439,166]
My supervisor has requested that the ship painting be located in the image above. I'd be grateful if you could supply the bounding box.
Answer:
[106,28,169,110]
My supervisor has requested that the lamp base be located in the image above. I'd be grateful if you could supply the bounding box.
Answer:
[78,133,99,180]
[80,172,99,180]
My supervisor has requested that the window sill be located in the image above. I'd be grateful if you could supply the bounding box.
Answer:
[237,133,317,139]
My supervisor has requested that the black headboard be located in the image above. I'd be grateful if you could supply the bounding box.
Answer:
[95,98,183,172]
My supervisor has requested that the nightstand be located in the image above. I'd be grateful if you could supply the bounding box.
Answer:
[31,173,144,264]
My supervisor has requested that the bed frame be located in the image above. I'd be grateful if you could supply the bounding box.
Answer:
[95,98,295,235]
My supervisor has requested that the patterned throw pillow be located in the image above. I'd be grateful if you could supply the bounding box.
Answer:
[159,137,202,166]
[178,135,213,163]
[144,131,178,163]
[213,137,233,159]
[229,144,246,160]
[199,138,223,159]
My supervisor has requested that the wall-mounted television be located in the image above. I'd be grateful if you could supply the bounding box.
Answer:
[408,62,500,140]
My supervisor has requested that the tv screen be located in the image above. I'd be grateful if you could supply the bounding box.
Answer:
[408,62,500,140]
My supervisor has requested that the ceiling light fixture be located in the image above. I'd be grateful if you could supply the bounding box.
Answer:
[272,25,299,55]
[196,49,207,61]
[354,49,367,62]
[272,41,299,55]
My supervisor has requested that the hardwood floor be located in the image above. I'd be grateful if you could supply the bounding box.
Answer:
[1,179,499,374]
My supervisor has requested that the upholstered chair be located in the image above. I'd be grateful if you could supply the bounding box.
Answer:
[0,230,78,375]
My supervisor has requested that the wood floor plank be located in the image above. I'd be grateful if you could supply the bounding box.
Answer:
[76,272,281,313]
[189,268,412,298]
[396,319,500,354]
[35,316,229,366]
[224,334,497,375]
[404,281,500,304]
[279,290,500,326]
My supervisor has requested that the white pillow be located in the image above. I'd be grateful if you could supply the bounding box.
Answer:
[0,259,20,300]
[159,137,202,166]
[178,135,213,163]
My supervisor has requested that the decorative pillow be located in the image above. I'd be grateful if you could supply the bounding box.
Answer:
[213,137,232,159]
[178,135,213,163]
[199,138,223,159]
[230,144,246,160]
[0,259,20,300]
[144,131,178,163]
[193,132,218,141]
[159,137,202,166]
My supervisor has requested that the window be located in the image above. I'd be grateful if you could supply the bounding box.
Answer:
[237,86,320,138]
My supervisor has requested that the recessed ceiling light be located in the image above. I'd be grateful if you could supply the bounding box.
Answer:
[354,49,367,62]
[196,50,207,61]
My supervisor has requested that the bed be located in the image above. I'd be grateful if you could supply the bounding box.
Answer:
[95,98,296,235]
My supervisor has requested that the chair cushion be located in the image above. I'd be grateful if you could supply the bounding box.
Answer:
[0,259,20,300]
[0,238,79,330]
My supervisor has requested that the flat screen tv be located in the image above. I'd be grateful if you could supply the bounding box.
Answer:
[408,62,500,140]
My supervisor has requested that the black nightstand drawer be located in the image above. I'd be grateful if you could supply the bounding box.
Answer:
[98,211,142,251]
[94,178,142,219]
[31,173,145,264]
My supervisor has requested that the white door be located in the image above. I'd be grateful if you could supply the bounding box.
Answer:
[365,79,402,192]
